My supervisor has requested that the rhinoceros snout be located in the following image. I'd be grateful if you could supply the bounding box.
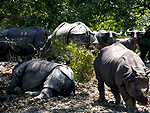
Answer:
[136,88,149,105]
[137,97,148,105]
[141,88,149,97]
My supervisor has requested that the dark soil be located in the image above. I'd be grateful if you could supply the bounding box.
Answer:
[0,62,150,113]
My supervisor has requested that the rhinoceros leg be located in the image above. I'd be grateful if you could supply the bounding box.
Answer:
[33,88,53,99]
[97,79,107,102]
[111,89,121,104]
[7,73,22,94]
[118,86,138,113]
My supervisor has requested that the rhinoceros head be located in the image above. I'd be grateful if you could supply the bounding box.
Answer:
[126,67,149,105]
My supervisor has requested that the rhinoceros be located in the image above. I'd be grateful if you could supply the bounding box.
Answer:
[7,59,75,98]
[94,42,149,113]
[49,21,99,48]
[40,21,100,59]
[0,26,50,61]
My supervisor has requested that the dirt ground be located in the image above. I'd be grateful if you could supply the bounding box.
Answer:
[0,62,150,113]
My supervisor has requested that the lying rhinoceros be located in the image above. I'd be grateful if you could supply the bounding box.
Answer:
[7,59,75,98]
[94,42,150,113]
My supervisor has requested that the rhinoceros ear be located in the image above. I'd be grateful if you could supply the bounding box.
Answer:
[123,65,131,77]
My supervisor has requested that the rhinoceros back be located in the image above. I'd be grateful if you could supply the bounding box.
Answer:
[95,42,128,66]
[21,59,61,91]
[6,27,47,55]
[94,42,129,88]
[43,65,75,96]
[51,22,76,41]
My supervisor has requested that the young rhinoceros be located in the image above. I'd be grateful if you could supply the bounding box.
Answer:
[94,42,150,113]
[7,59,75,99]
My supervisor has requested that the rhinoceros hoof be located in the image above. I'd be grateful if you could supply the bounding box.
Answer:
[24,91,40,98]
[32,93,47,100]
[127,107,139,113]
[14,87,23,94]
[98,97,107,103]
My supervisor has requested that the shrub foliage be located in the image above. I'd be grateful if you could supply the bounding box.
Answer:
[52,37,96,83]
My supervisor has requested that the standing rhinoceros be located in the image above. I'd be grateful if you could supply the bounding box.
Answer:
[94,42,149,113]
[40,22,119,59]
[40,21,100,59]
[49,21,99,48]
[7,59,75,98]
[0,26,50,61]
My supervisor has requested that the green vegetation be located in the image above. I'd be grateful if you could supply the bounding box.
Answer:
[52,37,96,83]
[1,0,150,32]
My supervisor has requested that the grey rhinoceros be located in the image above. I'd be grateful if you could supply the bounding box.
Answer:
[40,21,100,59]
[7,59,75,98]
[49,21,99,48]
[94,42,150,113]
[0,26,50,61]
[40,22,117,59]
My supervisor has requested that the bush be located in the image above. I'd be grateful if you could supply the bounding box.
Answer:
[52,37,96,83]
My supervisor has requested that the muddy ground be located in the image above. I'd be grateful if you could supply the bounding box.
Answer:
[0,62,150,113]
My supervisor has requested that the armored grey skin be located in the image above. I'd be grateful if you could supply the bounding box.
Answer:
[0,26,50,61]
[49,21,99,48]
[94,42,149,113]
[7,59,75,98]
[40,21,99,59]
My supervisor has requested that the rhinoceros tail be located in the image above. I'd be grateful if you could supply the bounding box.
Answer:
[72,80,75,96]
[61,81,75,97]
